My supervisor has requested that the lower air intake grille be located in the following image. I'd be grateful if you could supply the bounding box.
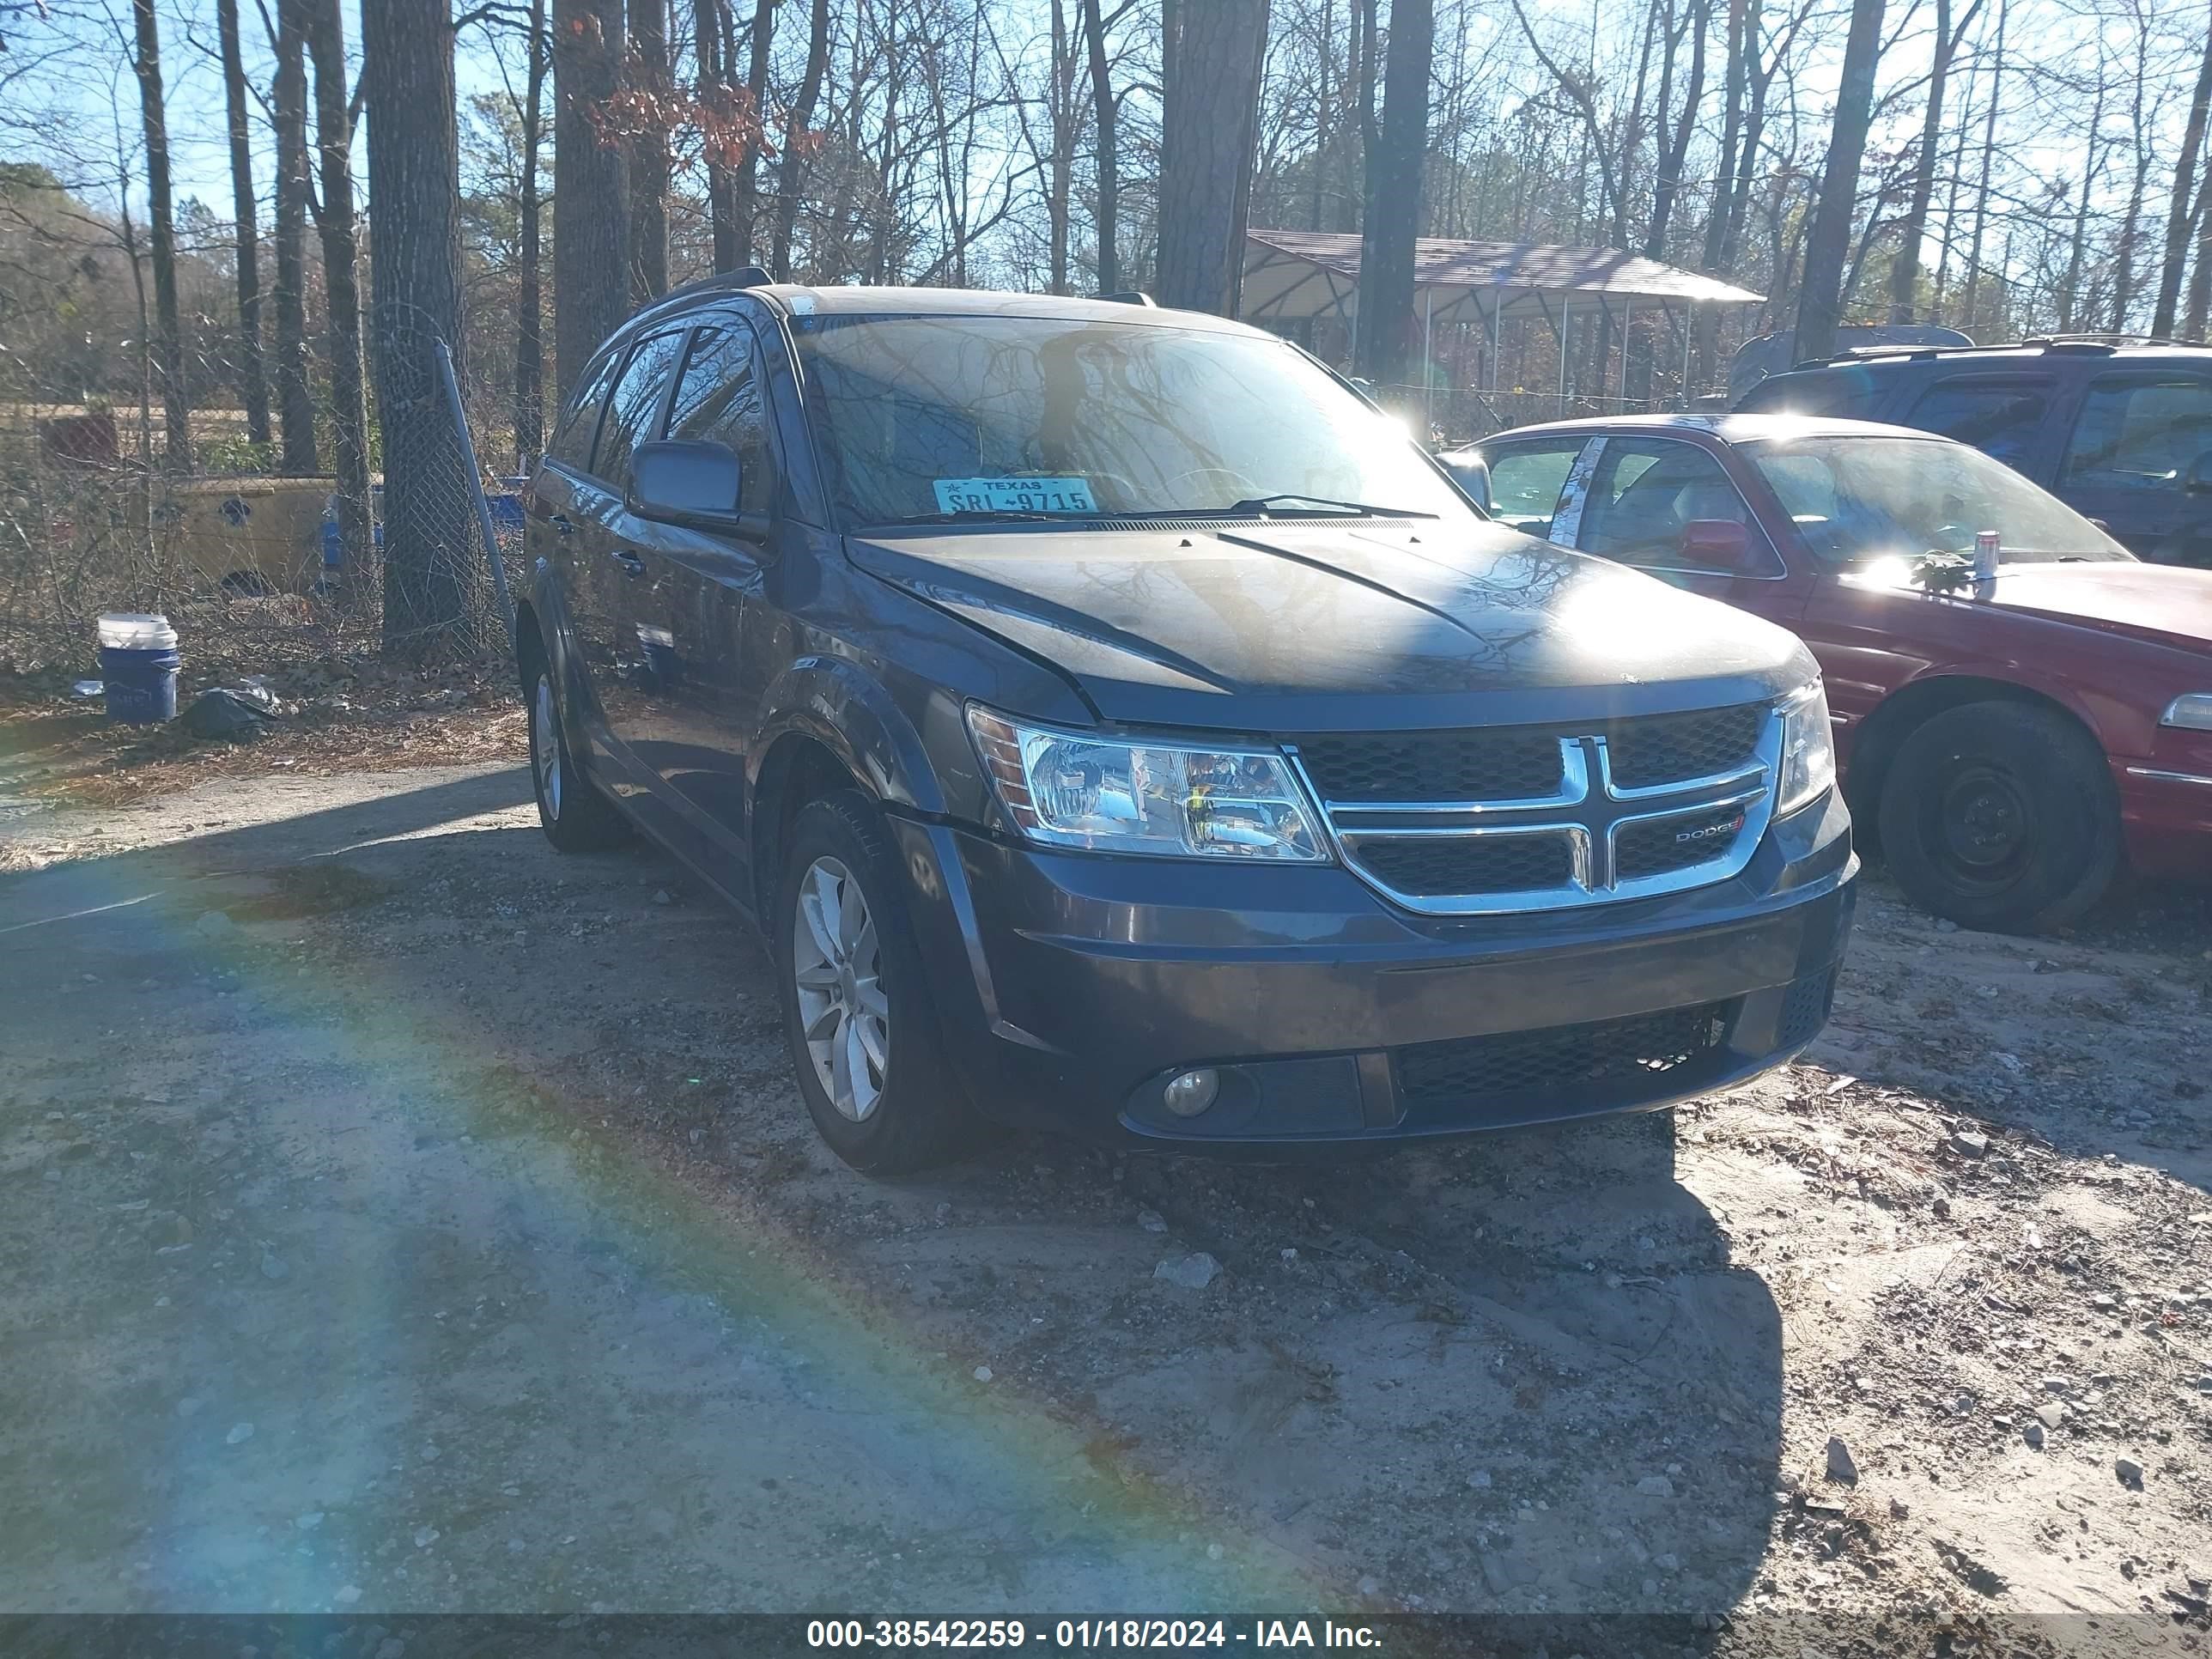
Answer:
[1778,965,1839,1049]
[1395,1002,1730,1105]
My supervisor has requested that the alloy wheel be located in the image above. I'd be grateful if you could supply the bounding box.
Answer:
[790,855,890,1121]
[532,673,562,820]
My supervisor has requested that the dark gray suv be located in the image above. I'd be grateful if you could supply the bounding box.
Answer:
[522,278,1858,1171]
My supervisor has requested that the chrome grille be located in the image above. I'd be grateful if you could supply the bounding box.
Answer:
[1290,702,1777,915]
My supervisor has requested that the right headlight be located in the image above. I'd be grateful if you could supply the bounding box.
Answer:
[1777,682,1837,815]
[965,706,1328,861]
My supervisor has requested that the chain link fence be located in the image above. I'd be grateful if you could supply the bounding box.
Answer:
[0,331,516,690]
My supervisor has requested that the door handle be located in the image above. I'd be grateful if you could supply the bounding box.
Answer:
[550,513,574,536]
[611,549,645,575]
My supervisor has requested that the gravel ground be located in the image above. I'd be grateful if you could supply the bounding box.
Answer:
[1,725,2207,1650]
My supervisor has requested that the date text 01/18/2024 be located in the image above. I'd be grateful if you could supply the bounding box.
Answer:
[805,1619,1384,1649]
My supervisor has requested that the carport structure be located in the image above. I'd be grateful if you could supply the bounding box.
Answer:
[1239,228,1765,428]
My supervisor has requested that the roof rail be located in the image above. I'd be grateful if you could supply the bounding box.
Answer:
[1099,289,1158,306]
[1817,333,2212,368]
[730,264,775,288]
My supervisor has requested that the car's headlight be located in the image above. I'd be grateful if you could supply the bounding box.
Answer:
[1777,683,1837,815]
[2162,693,2212,732]
[966,707,1328,860]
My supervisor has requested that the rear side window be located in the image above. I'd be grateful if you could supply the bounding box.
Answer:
[1737,370,1886,420]
[1907,378,2050,469]
[665,323,774,510]
[547,347,624,470]
[1482,442,1585,532]
[2063,377,2212,489]
[592,328,689,495]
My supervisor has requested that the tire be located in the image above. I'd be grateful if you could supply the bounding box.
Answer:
[524,641,631,854]
[772,790,978,1174]
[1876,700,2119,934]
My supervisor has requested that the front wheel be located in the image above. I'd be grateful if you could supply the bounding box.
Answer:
[773,791,978,1173]
[1876,700,2119,933]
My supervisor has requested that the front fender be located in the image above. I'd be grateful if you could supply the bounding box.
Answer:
[748,653,952,818]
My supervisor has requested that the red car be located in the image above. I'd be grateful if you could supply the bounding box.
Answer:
[1441,414,2212,933]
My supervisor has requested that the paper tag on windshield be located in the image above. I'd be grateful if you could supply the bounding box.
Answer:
[933,477,1098,514]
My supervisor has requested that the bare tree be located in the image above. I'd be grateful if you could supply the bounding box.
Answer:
[771,0,831,279]
[2153,3,2212,337]
[1081,0,1120,291]
[1794,0,1887,361]
[267,0,319,472]
[1888,0,1985,321]
[731,0,775,264]
[216,0,271,448]
[128,0,191,471]
[1155,0,1270,314]
[301,0,373,567]
[630,0,672,301]
[1352,0,1434,386]
[516,0,551,466]
[364,0,471,657]
[555,0,631,395]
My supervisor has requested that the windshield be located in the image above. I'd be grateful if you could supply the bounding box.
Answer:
[1744,434,2132,564]
[788,312,1474,529]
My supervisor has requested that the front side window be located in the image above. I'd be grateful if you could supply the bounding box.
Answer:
[789,313,1472,529]
[1579,438,1778,572]
[2063,377,2212,492]
[592,328,689,496]
[1747,435,2131,565]
[666,323,774,510]
[1907,378,2051,469]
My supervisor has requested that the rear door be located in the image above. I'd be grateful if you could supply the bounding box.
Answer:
[2053,371,2212,565]
[617,314,782,875]
[573,325,692,800]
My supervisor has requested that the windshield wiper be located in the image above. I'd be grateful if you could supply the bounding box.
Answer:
[864,508,1095,527]
[1128,494,1438,520]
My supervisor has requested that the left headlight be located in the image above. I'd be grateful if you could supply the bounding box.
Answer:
[2162,693,2212,732]
[1777,682,1837,815]
[966,706,1328,860]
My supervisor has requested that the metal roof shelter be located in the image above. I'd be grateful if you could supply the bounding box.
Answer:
[1240,229,1766,422]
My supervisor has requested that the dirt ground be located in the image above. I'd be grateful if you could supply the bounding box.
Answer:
[3,705,2209,1649]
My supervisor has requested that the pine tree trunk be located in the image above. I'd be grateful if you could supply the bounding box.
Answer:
[363,0,471,659]
[301,0,373,569]
[1082,0,1119,292]
[1047,0,1074,295]
[629,0,671,301]
[130,0,192,472]
[1353,0,1434,386]
[216,0,271,450]
[269,0,320,474]
[2154,9,2212,337]
[1793,0,1887,362]
[770,0,831,279]
[515,0,550,469]
[1960,0,2004,330]
[690,0,738,270]
[1154,0,1270,315]
[555,0,632,396]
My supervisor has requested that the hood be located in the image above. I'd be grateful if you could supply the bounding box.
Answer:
[1981,561,2212,652]
[848,520,1813,732]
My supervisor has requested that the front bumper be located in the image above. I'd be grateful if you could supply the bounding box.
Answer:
[2116,725,2212,882]
[889,788,1858,1147]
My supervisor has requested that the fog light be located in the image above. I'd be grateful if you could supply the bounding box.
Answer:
[1163,1067,1220,1117]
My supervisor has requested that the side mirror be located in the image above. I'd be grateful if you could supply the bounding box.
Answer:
[628,440,769,541]
[2185,451,2212,494]
[1679,518,1755,570]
